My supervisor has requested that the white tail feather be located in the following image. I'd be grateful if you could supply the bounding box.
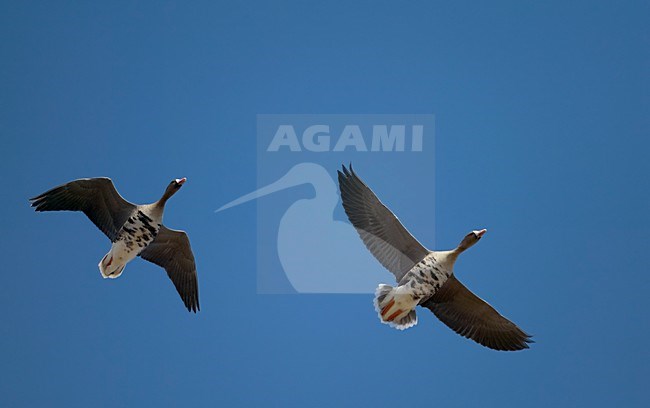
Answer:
[98,252,126,279]
[373,284,418,330]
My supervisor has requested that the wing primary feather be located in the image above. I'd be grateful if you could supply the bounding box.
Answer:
[421,275,532,351]
[337,164,430,282]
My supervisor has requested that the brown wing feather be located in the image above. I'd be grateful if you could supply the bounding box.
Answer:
[421,275,532,351]
[139,226,200,313]
[338,164,430,282]
[30,178,136,241]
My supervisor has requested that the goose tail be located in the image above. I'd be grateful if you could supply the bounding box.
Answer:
[373,284,418,330]
[98,251,126,279]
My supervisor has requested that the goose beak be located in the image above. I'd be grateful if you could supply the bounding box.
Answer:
[475,229,487,238]
[175,178,187,185]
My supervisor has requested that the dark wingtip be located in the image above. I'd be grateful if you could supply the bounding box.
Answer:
[29,198,43,210]
[28,196,40,207]
[341,164,351,177]
[185,297,198,313]
[511,335,534,351]
[186,295,200,313]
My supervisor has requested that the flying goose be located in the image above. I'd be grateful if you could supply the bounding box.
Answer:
[30,177,200,312]
[338,165,531,351]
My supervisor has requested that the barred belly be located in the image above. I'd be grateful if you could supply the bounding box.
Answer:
[401,253,451,300]
[116,210,162,256]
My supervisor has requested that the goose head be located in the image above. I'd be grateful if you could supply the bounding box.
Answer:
[158,177,186,205]
[456,228,487,252]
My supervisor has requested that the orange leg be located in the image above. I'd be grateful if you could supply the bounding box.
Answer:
[381,299,395,317]
[386,310,403,322]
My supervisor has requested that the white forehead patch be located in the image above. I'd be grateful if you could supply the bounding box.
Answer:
[472,229,487,237]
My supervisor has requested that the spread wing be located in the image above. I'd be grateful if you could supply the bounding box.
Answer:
[139,226,200,313]
[30,177,136,241]
[421,275,532,351]
[338,164,430,282]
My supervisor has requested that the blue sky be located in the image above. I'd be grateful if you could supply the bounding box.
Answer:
[1,1,648,407]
